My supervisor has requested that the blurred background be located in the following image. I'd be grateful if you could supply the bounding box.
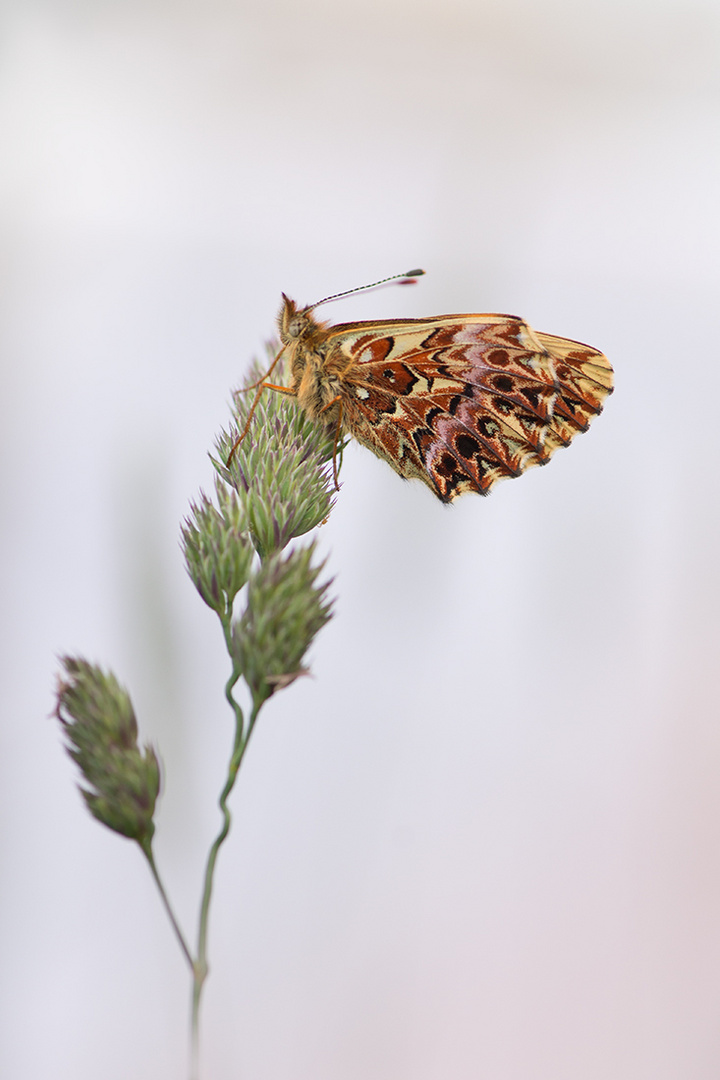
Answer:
[2,0,720,1077]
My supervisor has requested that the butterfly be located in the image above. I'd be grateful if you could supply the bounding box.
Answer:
[234,271,613,502]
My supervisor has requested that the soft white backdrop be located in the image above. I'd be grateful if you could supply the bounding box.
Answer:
[2,1,720,1078]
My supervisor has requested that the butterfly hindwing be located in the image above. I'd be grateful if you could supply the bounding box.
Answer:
[315,315,611,501]
[274,297,613,502]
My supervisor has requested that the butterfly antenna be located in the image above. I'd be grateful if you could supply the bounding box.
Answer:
[310,269,425,310]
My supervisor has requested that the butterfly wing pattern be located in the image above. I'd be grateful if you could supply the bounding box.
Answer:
[278,297,613,503]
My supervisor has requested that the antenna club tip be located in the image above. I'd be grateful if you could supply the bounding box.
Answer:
[398,268,425,285]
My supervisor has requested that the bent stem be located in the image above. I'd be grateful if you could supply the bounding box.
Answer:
[189,621,262,1080]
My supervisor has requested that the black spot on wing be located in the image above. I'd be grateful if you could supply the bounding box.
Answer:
[455,433,480,459]
[492,374,514,394]
[520,387,541,409]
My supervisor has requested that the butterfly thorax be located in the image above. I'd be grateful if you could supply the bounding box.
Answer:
[278,295,352,422]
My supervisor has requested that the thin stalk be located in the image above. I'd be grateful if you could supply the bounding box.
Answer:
[142,843,194,971]
[189,618,263,1079]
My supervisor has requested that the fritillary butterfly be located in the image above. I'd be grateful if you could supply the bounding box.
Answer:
[237,271,613,502]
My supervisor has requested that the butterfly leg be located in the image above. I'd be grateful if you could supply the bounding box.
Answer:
[227,380,296,465]
[235,347,285,394]
[318,395,343,490]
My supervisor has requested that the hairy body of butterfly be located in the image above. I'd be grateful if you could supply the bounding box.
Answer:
[265,294,613,503]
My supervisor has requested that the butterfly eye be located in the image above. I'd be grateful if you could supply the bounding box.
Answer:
[287,317,305,339]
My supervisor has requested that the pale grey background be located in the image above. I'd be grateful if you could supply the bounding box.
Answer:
[2,1,720,1078]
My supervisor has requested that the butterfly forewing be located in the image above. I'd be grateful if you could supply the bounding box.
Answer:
[277,299,613,502]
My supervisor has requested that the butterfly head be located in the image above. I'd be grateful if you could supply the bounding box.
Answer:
[278,294,325,347]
